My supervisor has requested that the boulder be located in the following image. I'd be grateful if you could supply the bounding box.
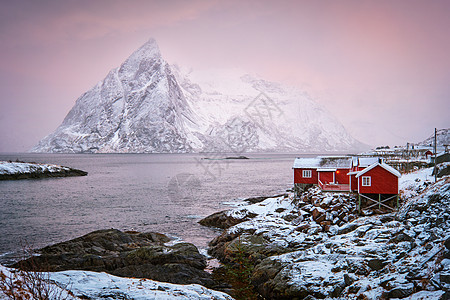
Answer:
[367,258,386,271]
[386,282,415,298]
[445,236,450,250]
[12,229,214,287]
[199,210,257,229]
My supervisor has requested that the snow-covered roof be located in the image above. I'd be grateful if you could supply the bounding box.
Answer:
[293,156,352,169]
[355,162,401,178]
[318,156,352,168]
[357,157,382,167]
[293,157,321,168]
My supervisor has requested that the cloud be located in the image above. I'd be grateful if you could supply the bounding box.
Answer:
[0,0,449,151]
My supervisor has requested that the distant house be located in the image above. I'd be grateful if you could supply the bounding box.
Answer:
[293,156,401,212]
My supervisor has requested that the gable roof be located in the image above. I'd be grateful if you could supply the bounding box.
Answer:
[357,157,382,168]
[293,157,321,169]
[319,156,352,168]
[355,162,401,178]
[293,156,352,169]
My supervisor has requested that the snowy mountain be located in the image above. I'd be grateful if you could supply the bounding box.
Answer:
[32,39,365,153]
[418,128,450,147]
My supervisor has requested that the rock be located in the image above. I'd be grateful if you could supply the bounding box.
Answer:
[0,161,88,180]
[244,194,288,204]
[441,272,450,283]
[311,207,326,221]
[343,273,356,286]
[337,222,359,235]
[390,232,413,243]
[251,258,284,292]
[12,229,214,287]
[295,223,310,232]
[367,258,386,271]
[386,282,415,298]
[435,162,450,178]
[198,210,256,229]
[445,236,450,250]
[208,231,240,262]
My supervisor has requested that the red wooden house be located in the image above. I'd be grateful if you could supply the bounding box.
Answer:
[294,156,401,211]
[293,156,352,192]
[354,161,401,211]
[348,157,381,192]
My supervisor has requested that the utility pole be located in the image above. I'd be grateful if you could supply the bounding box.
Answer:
[434,128,437,182]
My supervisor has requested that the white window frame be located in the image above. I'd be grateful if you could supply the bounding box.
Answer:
[362,176,371,186]
[303,170,312,178]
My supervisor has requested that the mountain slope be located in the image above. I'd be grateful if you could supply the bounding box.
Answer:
[32,39,365,153]
[32,39,193,153]
[418,128,450,147]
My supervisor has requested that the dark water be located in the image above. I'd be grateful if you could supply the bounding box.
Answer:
[0,153,298,263]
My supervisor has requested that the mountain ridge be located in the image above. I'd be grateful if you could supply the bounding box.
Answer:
[32,39,367,154]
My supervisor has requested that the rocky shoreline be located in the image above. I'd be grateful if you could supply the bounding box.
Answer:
[10,229,218,289]
[5,168,449,299]
[0,161,88,180]
[199,169,450,299]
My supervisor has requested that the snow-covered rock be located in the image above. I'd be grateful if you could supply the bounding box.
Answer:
[0,265,234,300]
[0,161,87,180]
[32,39,365,153]
[203,171,450,299]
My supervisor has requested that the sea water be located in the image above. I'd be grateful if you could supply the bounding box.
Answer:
[0,153,299,263]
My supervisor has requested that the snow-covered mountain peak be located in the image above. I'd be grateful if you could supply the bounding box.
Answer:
[32,39,366,153]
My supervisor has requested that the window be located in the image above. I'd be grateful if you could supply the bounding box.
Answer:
[303,170,312,178]
[362,176,371,186]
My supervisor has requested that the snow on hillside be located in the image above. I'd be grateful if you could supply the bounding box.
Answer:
[206,170,450,299]
[399,167,434,200]
[32,39,365,154]
[0,265,234,300]
[418,128,450,146]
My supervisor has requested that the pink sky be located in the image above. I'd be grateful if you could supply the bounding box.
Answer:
[0,0,449,152]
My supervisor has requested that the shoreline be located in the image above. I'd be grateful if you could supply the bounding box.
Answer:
[3,167,449,299]
[196,169,450,299]
[0,161,88,180]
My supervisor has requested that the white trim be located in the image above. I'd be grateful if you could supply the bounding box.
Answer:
[361,176,371,186]
[302,170,312,178]
[317,168,337,172]
[355,162,401,178]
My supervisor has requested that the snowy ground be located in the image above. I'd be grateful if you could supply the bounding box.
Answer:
[210,167,449,299]
[0,265,234,300]
[399,167,435,201]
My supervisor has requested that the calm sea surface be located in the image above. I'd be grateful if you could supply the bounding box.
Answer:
[0,153,302,263]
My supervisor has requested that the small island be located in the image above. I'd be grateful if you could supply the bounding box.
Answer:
[0,161,88,180]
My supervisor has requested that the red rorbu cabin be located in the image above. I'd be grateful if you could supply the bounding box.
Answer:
[293,156,401,212]
[348,157,381,192]
[293,156,352,192]
[355,162,401,212]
